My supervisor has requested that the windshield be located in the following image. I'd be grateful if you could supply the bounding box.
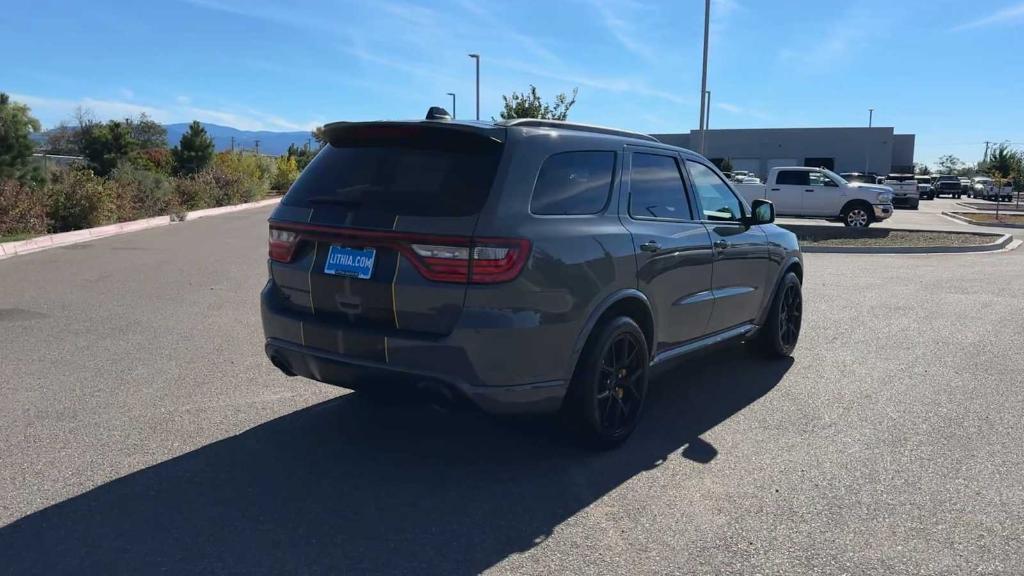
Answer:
[822,169,848,186]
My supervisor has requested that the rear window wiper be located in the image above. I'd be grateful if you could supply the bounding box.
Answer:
[304,184,383,206]
[304,196,363,207]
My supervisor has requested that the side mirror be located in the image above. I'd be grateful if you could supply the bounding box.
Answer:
[749,199,775,225]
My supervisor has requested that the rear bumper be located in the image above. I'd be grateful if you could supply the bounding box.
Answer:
[891,196,919,208]
[265,338,567,414]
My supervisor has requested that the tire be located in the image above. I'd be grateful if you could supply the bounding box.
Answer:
[563,316,650,449]
[842,203,872,227]
[754,272,803,358]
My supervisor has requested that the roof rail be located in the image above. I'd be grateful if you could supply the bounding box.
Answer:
[498,119,660,143]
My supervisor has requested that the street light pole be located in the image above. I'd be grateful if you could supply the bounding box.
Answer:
[446,92,456,119]
[468,54,480,120]
[698,0,711,154]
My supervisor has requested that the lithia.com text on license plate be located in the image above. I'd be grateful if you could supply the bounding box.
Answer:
[324,245,376,279]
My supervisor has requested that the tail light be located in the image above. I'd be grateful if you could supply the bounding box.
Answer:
[268,228,298,262]
[409,239,529,284]
[267,223,530,284]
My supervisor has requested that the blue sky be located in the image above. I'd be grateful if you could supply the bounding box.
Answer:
[4,0,1024,165]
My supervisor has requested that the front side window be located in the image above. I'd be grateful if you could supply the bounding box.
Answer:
[530,151,616,215]
[809,171,839,187]
[628,153,692,220]
[687,161,744,222]
[776,170,810,186]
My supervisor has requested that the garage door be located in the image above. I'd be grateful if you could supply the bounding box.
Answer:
[767,158,798,172]
[731,158,760,175]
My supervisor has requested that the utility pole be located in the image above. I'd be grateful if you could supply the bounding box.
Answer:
[254,139,260,156]
[868,108,874,128]
[468,54,480,120]
[446,92,456,119]
[697,0,711,154]
[230,136,235,152]
[983,141,992,163]
[306,138,311,151]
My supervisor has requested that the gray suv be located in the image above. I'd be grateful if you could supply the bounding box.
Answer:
[261,111,804,448]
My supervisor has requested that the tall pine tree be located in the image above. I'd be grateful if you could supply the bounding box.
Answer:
[172,121,214,175]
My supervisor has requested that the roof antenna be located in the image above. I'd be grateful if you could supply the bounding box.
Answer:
[426,107,452,120]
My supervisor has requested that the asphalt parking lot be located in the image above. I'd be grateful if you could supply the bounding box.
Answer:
[1,206,1023,574]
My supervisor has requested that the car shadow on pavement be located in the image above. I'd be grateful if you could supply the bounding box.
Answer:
[0,349,792,575]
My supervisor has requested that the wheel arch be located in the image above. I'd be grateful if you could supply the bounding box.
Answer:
[756,255,803,327]
[568,289,656,379]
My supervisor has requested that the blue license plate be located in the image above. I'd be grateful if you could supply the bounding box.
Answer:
[324,245,376,279]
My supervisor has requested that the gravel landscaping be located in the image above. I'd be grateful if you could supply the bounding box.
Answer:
[948,212,1024,225]
[782,225,996,247]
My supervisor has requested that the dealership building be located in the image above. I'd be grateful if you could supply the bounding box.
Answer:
[651,127,916,178]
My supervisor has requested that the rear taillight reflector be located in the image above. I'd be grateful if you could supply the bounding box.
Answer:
[269,228,298,262]
[408,239,529,284]
[266,222,529,284]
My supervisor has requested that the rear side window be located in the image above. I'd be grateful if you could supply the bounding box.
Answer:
[283,129,502,217]
[530,151,615,215]
[629,153,693,220]
[777,170,810,186]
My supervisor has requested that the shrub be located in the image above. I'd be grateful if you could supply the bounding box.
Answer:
[47,167,117,232]
[211,152,272,204]
[173,170,218,211]
[271,155,299,191]
[0,179,48,237]
[110,165,175,221]
[129,148,173,175]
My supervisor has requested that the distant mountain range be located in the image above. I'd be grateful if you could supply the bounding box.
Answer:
[163,123,313,155]
[33,122,314,156]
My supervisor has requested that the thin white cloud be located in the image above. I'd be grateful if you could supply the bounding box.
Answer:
[488,57,688,105]
[10,92,316,132]
[714,101,771,120]
[586,0,658,61]
[953,2,1024,30]
[777,7,878,68]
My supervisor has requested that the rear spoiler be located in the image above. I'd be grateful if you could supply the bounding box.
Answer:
[323,121,506,147]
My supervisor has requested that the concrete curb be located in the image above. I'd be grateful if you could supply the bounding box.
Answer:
[942,211,1024,229]
[781,223,1013,254]
[182,196,281,221]
[0,196,281,261]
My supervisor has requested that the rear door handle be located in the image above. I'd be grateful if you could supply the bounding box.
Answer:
[804,188,814,192]
[770,188,781,192]
[713,239,730,250]
[639,240,661,253]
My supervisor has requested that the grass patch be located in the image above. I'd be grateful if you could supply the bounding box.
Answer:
[951,212,1024,225]
[785,226,995,247]
[0,233,37,243]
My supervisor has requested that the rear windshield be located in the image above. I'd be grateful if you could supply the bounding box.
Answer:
[283,128,503,217]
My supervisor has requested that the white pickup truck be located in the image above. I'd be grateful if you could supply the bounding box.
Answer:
[734,167,894,227]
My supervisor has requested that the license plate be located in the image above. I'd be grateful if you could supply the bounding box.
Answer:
[324,245,376,279]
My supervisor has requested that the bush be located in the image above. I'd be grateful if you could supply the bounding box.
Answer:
[210,152,272,204]
[110,165,175,220]
[271,155,299,191]
[128,148,173,175]
[0,179,48,237]
[47,167,117,232]
[173,170,218,211]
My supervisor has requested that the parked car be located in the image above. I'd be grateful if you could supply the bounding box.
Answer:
[972,177,996,200]
[735,167,894,226]
[882,174,921,209]
[839,172,881,185]
[261,112,804,448]
[959,177,972,197]
[933,175,963,198]
[914,175,934,200]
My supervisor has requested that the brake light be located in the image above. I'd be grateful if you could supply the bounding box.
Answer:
[408,239,529,284]
[268,228,298,262]
[266,222,530,284]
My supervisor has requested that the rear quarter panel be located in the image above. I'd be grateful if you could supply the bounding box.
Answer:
[463,129,638,385]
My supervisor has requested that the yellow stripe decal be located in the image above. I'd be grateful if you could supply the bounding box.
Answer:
[391,215,400,330]
[308,241,318,314]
